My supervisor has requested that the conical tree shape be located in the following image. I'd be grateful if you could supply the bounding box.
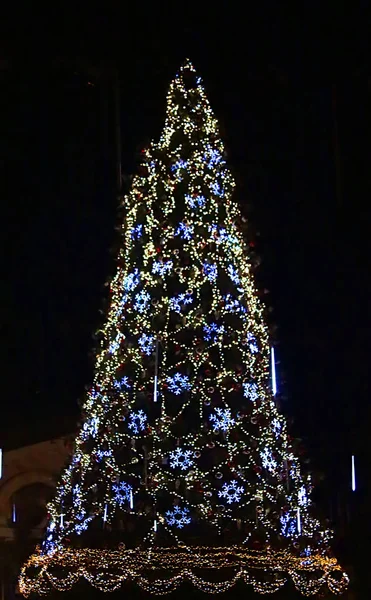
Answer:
[20,60,348,596]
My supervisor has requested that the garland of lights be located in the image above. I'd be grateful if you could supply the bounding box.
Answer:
[19,546,349,596]
[20,59,348,596]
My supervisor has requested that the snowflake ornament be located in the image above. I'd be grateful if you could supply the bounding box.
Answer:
[109,332,124,355]
[96,449,112,461]
[75,516,93,536]
[271,418,282,437]
[113,376,131,390]
[298,485,309,507]
[152,260,173,277]
[210,182,224,197]
[203,322,224,342]
[203,263,218,282]
[166,373,191,395]
[227,264,240,285]
[138,333,155,355]
[80,417,98,441]
[243,382,259,402]
[128,410,147,434]
[165,506,191,529]
[247,332,259,353]
[131,224,143,240]
[218,480,244,504]
[112,481,133,506]
[209,407,235,432]
[171,159,188,174]
[280,512,296,537]
[169,292,193,313]
[209,224,238,246]
[175,222,193,240]
[261,447,277,473]
[123,269,140,292]
[169,448,195,471]
[134,290,150,313]
[205,147,224,168]
[185,194,206,209]
[223,294,247,314]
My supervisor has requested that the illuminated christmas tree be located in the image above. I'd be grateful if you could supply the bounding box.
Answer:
[20,60,348,596]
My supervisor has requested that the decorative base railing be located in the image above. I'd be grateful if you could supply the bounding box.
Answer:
[19,545,349,596]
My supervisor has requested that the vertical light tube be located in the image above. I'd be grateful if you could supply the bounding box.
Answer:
[130,490,134,509]
[297,507,301,534]
[351,455,356,491]
[271,347,277,396]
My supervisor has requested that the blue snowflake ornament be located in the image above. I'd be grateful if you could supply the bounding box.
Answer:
[138,333,155,355]
[175,222,193,240]
[209,407,235,432]
[123,269,140,292]
[247,333,259,353]
[261,447,277,473]
[113,376,131,390]
[166,373,191,395]
[218,480,244,504]
[298,485,309,507]
[165,506,191,529]
[112,481,132,506]
[134,290,150,313]
[152,260,173,277]
[169,448,195,471]
[271,418,282,437]
[227,264,240,285]
[169,293,193,313]
[171,159,188,174]
[243,382,259,402]
[203,322,224,342]
[280,512,296,537]
[223,294,247,314]
[128,410,147,434]
[185,194,206,209]
[203,263,218,282]
[131,224,143,240]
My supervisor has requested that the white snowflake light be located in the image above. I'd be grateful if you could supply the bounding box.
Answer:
[223,294,247,314]
[112,481,133,506]
[128,410,147,434]
[218,480,244,504]
[203,322,224,342]
[185,194,205,209]
[169,292,193,313]
[280,512,296,537]
[123,269,140,291]
[261,447,277,473]
[203,263,218,282]
[131,224,143,240]
[165,506,191,529]
[152,260,173,277]
[227,264,240,285]
[166,373,191,395]
[298,485,309,507]
[243,382,259,402]
[209,407,235,432]
[271,418,282,437]
[80,417,98,441]
[247,332,259,354]
[138,333,155,355]
[134,290,150,313]
[109,332,124,355]
[169,448,195,471]
[113,376,130,390]
[175,222,193,240]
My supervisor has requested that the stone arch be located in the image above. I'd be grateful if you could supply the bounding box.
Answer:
[0,471,56,517]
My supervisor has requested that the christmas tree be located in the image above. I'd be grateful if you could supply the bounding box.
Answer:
[20,60,348,596]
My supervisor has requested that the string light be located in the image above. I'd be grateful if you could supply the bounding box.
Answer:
[19,58,348,597]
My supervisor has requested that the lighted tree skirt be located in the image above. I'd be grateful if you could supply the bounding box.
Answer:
[19,60,348,597]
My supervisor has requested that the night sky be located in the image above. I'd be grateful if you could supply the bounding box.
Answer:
[1,6,370,585]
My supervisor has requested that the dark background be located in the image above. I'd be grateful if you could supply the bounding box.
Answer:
[0,5,370,593]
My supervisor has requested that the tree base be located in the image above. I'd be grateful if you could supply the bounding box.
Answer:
[19,545,348,596]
